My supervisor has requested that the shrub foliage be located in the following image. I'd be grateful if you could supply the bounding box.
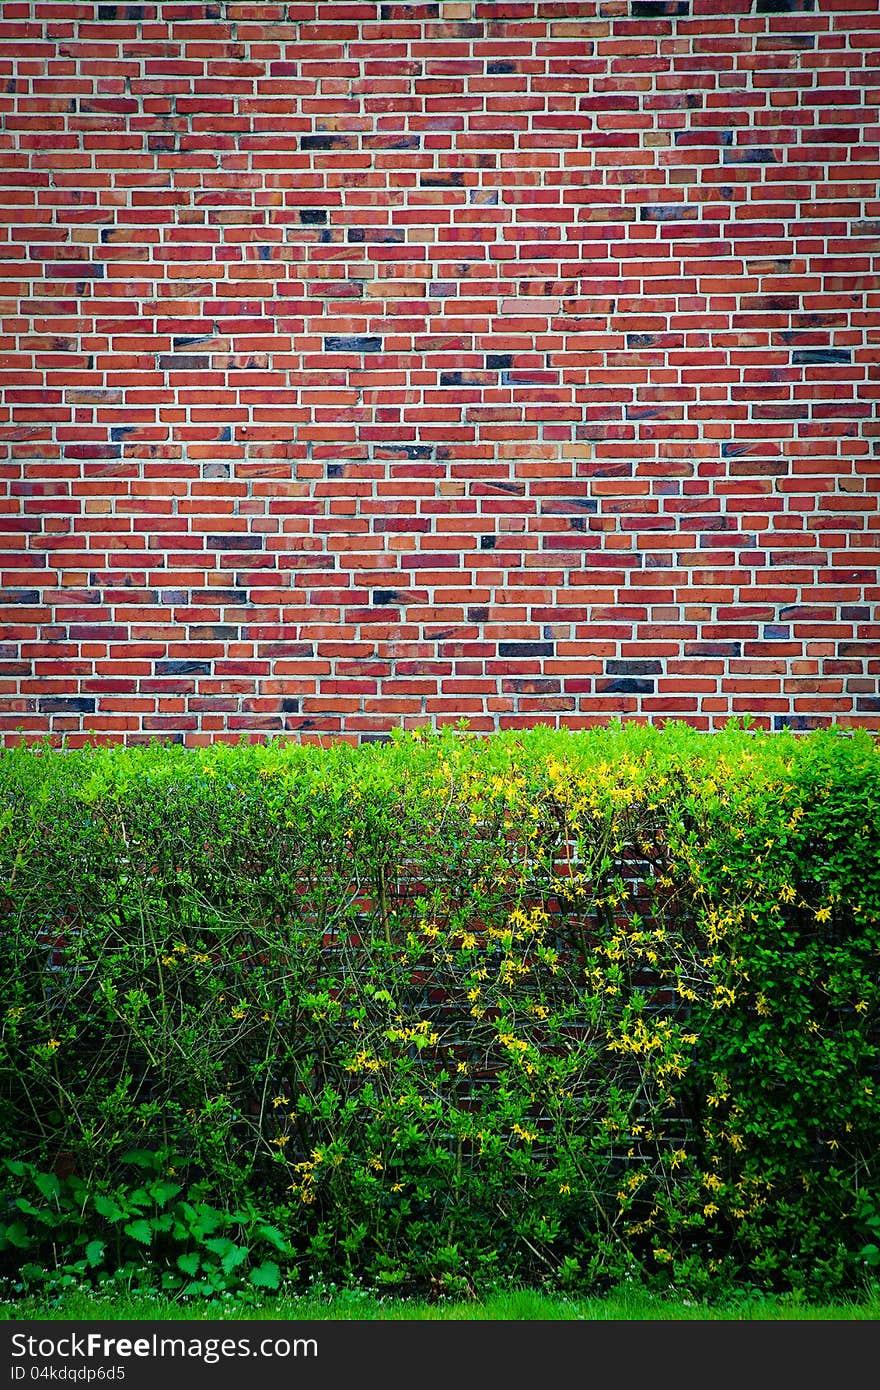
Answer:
[1,722,879,1299]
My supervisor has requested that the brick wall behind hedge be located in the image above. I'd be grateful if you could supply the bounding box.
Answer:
[1,0,878,745]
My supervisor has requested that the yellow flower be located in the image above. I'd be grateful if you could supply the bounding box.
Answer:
[558,1183,571,1195]
[703,1202,719,1218]
[815,905,832,923]
[511,1123,538,1143]
[45,1039,61,1051]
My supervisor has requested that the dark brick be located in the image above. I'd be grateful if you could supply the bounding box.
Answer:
[281,697,301,713]
[630,1,690,14]
[38,697,96,713]
[597,679,655,694]
[186,625,240,640]
[792,349,853,365]
[158,355,211,370]
[372,589,404,605]
[299,208,328,224]
[206,535,264,550]
[755,1,815,12]
[480,535,497,549]
[172,334,215,349]
[605,659,663,676]
[0,589,40,604]
[722,149,779,164]
[639,204,695,221]
[420,172,464,187]
[486,353,513,369]
[683,642,739,658]
[324,335,383,353]
[154,661,212,675]
[300,135,348,151]
[498,642,554,658]
[773,714,826,730]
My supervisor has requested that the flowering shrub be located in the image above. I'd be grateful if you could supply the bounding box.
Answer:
[1,722,878,1299]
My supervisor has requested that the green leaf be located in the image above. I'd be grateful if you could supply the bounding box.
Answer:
[33,1171,60,1202]
[93,1194,124,1222]
[250,1260,280,1290]
[1,1221,31,1250]
[203,1237,234,1258]
[148,1180,183,1207]
[192,1204,222,1234]
[85,1240,105,1268]
[119,1149,159,1170]
[123,1219,153,1246]
[176,1252,201,1276]
[256,1223,290,1254]
[221,1244,249,1276]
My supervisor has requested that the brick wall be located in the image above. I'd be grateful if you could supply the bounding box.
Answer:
[1,0,878,745]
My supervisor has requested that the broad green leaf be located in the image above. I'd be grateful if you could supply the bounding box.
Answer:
[1,1221,31,1250]
[221,1244,249,1275]
[256,1223,290,1254]
[250,1260,280,1290]
[93,1195,124,1223]
[123,1219,153,1246]
[33,1171,60,1202]
[148,1180,182,1207]
[203,1237,234,1258]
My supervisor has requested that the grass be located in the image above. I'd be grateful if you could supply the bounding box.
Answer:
[3,1285,879,1321]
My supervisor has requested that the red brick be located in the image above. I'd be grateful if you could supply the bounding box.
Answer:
[0,2,877,742]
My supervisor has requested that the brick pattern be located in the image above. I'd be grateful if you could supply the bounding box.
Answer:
[1,0,878,745]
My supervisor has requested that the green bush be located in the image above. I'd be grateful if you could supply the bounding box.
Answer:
[1,722,878,1300]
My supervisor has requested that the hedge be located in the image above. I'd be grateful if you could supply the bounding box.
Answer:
[1,721,879,1300]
